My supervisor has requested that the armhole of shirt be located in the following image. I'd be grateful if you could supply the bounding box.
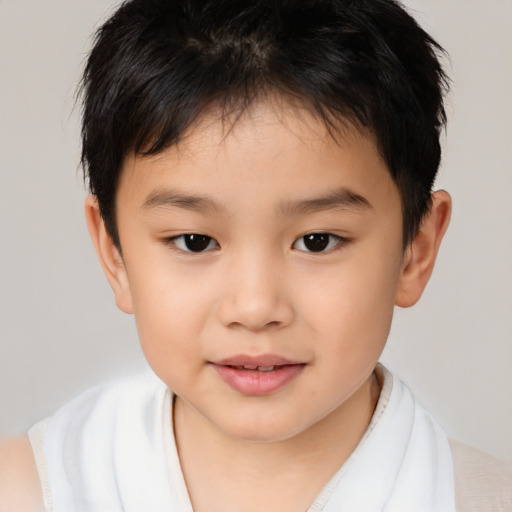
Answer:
[28,418,53,512]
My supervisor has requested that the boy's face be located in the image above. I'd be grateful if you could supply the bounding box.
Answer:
[108,100,408,442]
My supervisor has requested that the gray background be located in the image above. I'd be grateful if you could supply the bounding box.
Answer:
[1,0,511,465]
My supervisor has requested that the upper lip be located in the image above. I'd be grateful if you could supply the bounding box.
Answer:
[212,354,303,367]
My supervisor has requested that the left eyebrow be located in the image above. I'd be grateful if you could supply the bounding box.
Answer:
[278,188,373,216]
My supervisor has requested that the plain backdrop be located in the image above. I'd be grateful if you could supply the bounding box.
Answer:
[0,0,511,465]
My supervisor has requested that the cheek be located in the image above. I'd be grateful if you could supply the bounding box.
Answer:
[125,257,214,373]
[134,291,205,390]
[303,242,402,354]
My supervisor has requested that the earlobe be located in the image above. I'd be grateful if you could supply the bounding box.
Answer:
[395,190,452,308]
[84,195,134,314]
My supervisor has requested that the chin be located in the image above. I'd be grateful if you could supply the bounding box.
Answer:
[217,414,312,444]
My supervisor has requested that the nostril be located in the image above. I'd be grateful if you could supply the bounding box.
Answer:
[226,319,284,332]
[217,287,295,332]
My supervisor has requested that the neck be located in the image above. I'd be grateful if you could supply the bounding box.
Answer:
[173,371,382,512]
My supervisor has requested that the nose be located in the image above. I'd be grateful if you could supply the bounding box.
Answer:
[217,250,295,332]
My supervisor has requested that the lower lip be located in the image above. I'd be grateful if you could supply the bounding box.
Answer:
[212,364,305,395]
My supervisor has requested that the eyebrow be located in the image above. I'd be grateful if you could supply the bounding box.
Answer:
[142,189,223,214]
[141,187,372,216]
[278,188,373,216]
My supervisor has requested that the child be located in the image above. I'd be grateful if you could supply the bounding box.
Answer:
[1,0,510,511]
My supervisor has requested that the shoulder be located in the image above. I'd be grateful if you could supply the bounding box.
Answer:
[450,439,512,512]
[0,436,44,512]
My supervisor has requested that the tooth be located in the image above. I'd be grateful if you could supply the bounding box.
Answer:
[242,365,258,370]
[257,366,275,371]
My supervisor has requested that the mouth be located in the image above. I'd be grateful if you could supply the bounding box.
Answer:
[222,363,298,372]
[210,355,305,395]
[214,354,302,367]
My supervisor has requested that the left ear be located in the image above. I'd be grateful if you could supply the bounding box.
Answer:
[395,190,452,307]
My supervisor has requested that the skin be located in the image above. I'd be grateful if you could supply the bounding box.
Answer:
[0,99,451,512]
[0,437,43,512]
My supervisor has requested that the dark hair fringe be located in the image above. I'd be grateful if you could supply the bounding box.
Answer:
[79,0,449,248]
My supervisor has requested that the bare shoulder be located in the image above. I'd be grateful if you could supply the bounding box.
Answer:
[450,439,512,512]
[0,436,44,512]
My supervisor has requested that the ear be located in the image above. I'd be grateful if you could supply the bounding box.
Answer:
[395,190,452,308]
[84,195,134,314]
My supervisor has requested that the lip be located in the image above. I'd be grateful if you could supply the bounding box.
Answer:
[210,354,305,396]
[214,354,302,367]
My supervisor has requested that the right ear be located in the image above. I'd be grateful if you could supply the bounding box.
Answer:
[84,195,134,314]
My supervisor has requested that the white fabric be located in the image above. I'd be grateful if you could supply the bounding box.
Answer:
[28,417,52,511]
[310,365,456,511]
[42,372,177,512]
[31,365,455,512]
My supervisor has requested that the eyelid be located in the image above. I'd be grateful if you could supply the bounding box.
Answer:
[165,233,219,253]
[292,232,349,253]
[163,232,348,254]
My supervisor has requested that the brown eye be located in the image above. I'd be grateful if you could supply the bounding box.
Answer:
[172,234,218,252]
[293,233,343,253]
[303,234,329,252]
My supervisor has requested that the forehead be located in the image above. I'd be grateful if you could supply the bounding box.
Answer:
[117,99,398,216]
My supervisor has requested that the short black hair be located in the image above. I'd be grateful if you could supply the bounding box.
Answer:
[80,0,448,248]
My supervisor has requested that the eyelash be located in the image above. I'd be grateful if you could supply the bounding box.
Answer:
[166,234,219,253]
[165,232,349,254]
[292,233,348,253]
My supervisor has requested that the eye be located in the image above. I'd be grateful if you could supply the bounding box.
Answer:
[169,234,219,252]
[293,233,344,253]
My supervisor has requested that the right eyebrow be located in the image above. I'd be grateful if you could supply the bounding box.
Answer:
[141,189,224,214]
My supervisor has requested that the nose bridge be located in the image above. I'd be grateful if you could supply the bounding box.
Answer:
[217,244,293,331]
